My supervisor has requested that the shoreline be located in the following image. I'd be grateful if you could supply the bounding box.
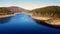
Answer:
[0,13,60,26]
[28,13,60,26]
[33,18,60,28]
[32,16,60,27]
[0,12,26,18]
[0,14,16,18]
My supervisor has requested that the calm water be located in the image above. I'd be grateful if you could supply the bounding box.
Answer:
[0,14,60,34]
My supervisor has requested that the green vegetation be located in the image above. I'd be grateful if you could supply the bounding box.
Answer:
[0,7,14,15]
[29,6,60,19]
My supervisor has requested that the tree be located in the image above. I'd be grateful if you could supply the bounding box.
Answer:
[0,7,14,15]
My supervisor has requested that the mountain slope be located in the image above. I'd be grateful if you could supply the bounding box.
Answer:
[0,7,14,15]
[28,6,60,26]
[29,6,60,19]
[8,6,29,13]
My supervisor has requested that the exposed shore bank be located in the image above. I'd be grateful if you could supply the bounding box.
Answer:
[28,13,60,28]
[33,17,60,28]
[0,14,15,18]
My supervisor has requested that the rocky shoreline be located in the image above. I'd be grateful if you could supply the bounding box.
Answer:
[33,18,60,28]
[0,14,15,18]
[28,13,60,28]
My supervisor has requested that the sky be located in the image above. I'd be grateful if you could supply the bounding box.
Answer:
[0,0,60,10]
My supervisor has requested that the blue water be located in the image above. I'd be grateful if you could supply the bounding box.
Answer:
[0,14,60,34]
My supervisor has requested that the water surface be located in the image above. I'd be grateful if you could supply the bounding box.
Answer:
[0,14,60,34]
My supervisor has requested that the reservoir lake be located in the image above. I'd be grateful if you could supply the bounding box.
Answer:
[0,14,60,34]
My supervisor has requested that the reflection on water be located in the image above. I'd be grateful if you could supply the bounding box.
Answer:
[0,17,12,24]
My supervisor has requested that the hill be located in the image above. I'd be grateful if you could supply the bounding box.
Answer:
[28,6,60,26]
[0,7,14,15]
[29,6,60,19]
[8,6,29,13]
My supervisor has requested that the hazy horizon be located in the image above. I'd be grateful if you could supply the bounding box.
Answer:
[0,0,60,10]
